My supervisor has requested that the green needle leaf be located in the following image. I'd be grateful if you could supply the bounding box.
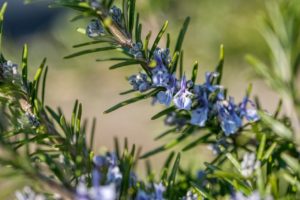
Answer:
[149,21,168,58]
[151,106,175,120]
[104,89,160,113]
[64,47,116,59]
[174,17,190,53]
[21,44,28,89]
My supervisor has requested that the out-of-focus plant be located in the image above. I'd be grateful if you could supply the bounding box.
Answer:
[0,0,300,199]
[247,0,300,138]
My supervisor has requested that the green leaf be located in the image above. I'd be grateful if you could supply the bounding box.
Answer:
[0,2,7,54]
[225,152,241,173]
[166,33,170,49]
[140,126,194,158]
[96,57,130,62]
[49,2,90,12]
[151,106,175,120]
[154,128,177,141]
[214,44,224,84]
[170,51,180,73]
[128,0,136,36]
[182,133,211,151]
[135,13,141,42]
[109,60,140,70]
[281,153,300,174]
[191,182,214,200]
[191,61,198,83]
[122,0,129,31]
[259,111,293,140]
[73,38,116,48]
[104,89,160,113]
[163,151,175,170]
[262,142,277,161]
[119,89,136,95]
[167,153,180,198]
[149,21,168,58]
[274,99,283,118]
[257,134,266,160]
[32,58,46,105]
[64,46,116,59]
[143,31,151,59]
[179,51,183,78]
[41,66,48,107]
[21,44,28,88]
[174,17,190,53]
[90,118,96,150]
[282,171,300,190]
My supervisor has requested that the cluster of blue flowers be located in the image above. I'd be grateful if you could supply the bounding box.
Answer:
[75,153,169,200]
[127,48,259,136]
[76,153,122,200]
[84,0,259,136]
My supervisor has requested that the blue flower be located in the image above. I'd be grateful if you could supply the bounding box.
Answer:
[86,19,105,38]
[89,184,116,200]
[173,76,193,110]
[231,191,273,200]
[153,48,171,67]
[109,6,122,25]
[92,169,102,187]
[217,98,242,135]
[157,90,173,106]
[129,43,143,59]
[164,112,186,128]
[93,155,108,167]
[239,97,259,122]
[190,91,209,127]
[204,72,220,92]
[128,73,151,92]
[136,191,152,200]
[154,182,165,200]
[107,166,122,184]
[182,190,198,200]
[151,65,170,88]
[156,75,177,106]
[89,0,102,9]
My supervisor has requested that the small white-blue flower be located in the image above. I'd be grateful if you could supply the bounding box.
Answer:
[173,76,193,110]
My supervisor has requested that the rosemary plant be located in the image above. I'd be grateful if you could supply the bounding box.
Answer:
[0,0,299,199]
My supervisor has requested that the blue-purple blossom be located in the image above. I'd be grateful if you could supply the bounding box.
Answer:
[241,153,259,177]
[153,48,171,67]
[182,190,198,200]
[151,65,170,88]
[190,91,209,126]
[217,98,242,135]
[231,191,273,200]
[129,43,143,59]
[109,6,122,25]
[89,184,116,200]
[204,72,220,92]
[164,112,187,128]
[107,166,122,184]
[89,0,102,9]
[15,186,45,200]
[86,19,105,38]
[135,191,151,200]
[156,75,177,106]
[93,155,109,167]
[128,73,151,92]
[173,76,193,110]
[239,97,259,122]
[154,182,165,200]
[92,169,102,187]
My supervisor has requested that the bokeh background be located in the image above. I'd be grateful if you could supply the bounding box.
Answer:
[0,0,281,174]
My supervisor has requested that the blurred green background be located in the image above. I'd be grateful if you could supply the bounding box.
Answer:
[0,0,281,174]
